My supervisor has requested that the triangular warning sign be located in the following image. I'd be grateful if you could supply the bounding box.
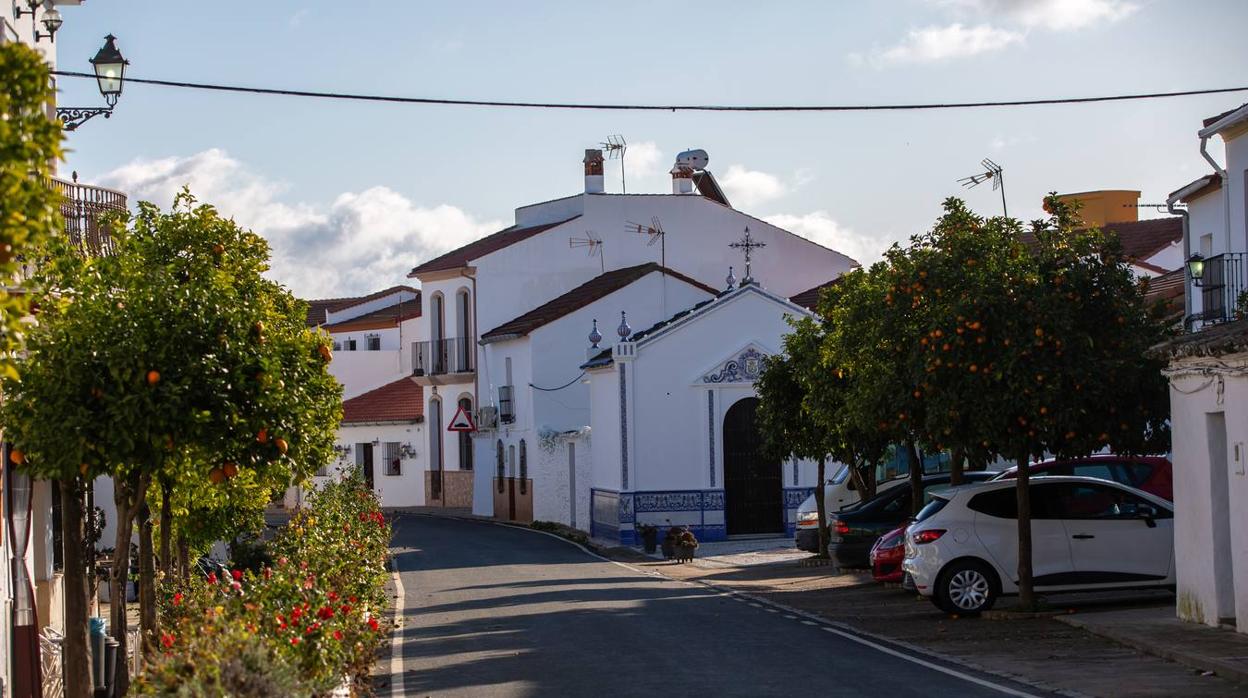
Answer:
[447,404,476,432]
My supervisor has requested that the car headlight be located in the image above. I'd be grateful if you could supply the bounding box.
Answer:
[797,511,820,524]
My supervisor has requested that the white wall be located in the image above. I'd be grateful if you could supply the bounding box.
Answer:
[1168,354,1248,631]
[324,289,418,325]
[329,350,404,399]
[311,423,427,508]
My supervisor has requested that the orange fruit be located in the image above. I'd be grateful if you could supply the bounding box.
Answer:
[212,243,225,255]
[318,345,333,363]
[275,438,289,455]
[147,370,161,385]
[257,428,269,444]
[9,448,24,464]
[223,462,239,478]
[79,463,89,477]
[209,468,226,484]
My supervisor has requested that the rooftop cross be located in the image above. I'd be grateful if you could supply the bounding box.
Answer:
[729,227,766,285]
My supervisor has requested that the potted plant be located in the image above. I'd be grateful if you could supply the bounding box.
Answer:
[636,523,659,554]
[674,527,699,563]
[661,525,680,560]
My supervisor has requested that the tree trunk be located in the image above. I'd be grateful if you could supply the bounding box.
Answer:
[949,447,965,486]
[907,440,924,515]
[1015,454,1035,610]
[138,498,158,652]
[61,477,94,698]
[177,535,190,583]
[110,474,147,697]
[159,478,172,579]
[814,457,830,560]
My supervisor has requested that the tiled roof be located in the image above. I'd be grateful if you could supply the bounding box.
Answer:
[1168,173,1222,203]
[1152,318,1248,359]
[480,263,718,342]
[1019,217,1182,265]
[323,295,422,333]
[341,377,424,424]
[790,277,844,311]
[408,217,580,276]
[327,285,419,314]
[1143,267,1185,322]
[1203,103,1247,128]
[305,297,357,328]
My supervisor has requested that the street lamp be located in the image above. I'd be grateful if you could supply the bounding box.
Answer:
[15,1,61,43]
[1187,254,1205,286]
[57,35,129,131]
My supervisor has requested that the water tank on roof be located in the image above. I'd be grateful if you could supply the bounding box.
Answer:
[676,149,709,171]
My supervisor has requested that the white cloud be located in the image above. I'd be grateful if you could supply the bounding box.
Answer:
[869,23,1024,67]
[720,165,788,208]
[765,211,900,266]
[937,0,1138,31]
[98,149,504,298]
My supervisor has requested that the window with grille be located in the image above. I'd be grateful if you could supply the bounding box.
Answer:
[384,442,401,476]
[519,439,528,494]
[458,397,474,470]
[496,440,505,492]
[498,385,515,424]
[367,335,381,351]
[345,338,357,351]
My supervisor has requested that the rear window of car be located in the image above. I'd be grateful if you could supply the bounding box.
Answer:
[968,488,1017,518]
[914,496,949,523]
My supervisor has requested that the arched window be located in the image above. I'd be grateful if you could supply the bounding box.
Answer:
[519,439,528,494]
[455,287,473,370]
[508,445,516,478]
[496,440,505,492]
[429,397,443,499]
[430,292,446,373]
[457,396,474,471]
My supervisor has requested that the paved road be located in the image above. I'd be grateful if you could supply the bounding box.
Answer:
[387,515,1055,697]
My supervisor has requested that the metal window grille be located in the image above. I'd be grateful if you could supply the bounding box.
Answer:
[384,442,401,476]
[498,385,515,424]
[519,440,528,494]
[367,335,381,351]
[496,440,505,492]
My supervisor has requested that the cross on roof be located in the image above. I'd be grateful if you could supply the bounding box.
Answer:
[729,227,766,285]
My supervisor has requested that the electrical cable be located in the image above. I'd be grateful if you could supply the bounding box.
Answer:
[529,372,587,392]
[49,70,1248,113]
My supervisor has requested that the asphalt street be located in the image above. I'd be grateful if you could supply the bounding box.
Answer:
[386,515,1057,698]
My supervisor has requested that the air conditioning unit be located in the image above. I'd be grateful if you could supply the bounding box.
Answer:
[476,406,499,430]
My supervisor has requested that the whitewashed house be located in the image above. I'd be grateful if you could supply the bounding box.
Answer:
[581,282,822,543]
[405,148,857,529]
[1159,102,1248,633]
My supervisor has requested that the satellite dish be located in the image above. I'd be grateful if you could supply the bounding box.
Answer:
[675,149,709,171]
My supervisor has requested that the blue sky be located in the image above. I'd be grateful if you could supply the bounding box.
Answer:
[52,0,1248,297]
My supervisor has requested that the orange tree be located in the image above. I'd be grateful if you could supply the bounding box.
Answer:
[0,191,342,693]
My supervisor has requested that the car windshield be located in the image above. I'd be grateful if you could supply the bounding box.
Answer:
[830,464,850,485]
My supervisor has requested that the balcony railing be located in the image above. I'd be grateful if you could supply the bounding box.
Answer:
[49,176,127,257]
[1197,252,1246,325]
[411,337,475,377]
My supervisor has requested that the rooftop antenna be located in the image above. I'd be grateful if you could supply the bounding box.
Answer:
[627,216,667,268]
[958,158,1007,218]
[601,135,627,193]
[569,232,605,274]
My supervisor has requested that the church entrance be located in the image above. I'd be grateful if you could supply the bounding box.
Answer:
[722,397,782,535]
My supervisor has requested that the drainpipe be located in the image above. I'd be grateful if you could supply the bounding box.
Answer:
[1168,197,1193,324]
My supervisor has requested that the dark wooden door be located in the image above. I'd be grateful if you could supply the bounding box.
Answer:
[361,443,375,491]
[723,397,782,535]
[507,478,517,520]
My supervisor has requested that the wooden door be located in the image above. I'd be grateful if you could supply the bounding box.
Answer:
[722,397,782,535]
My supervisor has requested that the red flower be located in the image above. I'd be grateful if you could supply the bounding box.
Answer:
[172,592,183,606]
[305,622,320,635]
[290,637,300,646]
[349,596,357,604]
[160,633,175,649]
[333,630,344,641]
[340,604,352,614]
[231,569,243,581]
[292,607,304,620]
[278,556,288,567]
[230,581,242,593]
[206,572,218,585]
[367,617,380,632]
[317,605,335,620]
[327,591,339,601]
[263,567,272,580]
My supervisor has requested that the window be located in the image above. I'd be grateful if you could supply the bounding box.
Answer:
[1200,233,1213,258]
[496,440,505,492]
[458,397,473,470]
[508,445,516,477]
[333,341,342,351]
[345,338,357,351]
[830,464,851,485]
[367,335,381,351]
[429,398,443,494]
[384,442,401,476]
[519,440,528,494]
[914,496,949,524]
[1047,483,1172,520]
[498,385,515,424]
[968,487,1017,519]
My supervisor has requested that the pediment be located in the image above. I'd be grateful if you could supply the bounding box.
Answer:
[698,343,772,385]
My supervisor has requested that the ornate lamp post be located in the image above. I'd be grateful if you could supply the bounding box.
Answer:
[57,34,129,131]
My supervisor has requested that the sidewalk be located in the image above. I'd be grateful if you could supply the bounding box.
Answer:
[1057,606,1248,685]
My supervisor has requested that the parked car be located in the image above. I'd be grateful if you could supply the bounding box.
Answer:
[795,466,910,552]
[992,455,1172,501]
[903,476,1175,615]
[869,524,908,583]
[826,471,997,567]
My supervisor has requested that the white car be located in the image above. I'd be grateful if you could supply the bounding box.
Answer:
[794,465,909,551]
[902,476,1174,614]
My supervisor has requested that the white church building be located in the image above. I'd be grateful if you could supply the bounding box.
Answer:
[404,147,858,540]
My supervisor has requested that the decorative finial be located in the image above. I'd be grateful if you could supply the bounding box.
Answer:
[725,266,737,290]
[589,319,603,348]
[617,311,631,339]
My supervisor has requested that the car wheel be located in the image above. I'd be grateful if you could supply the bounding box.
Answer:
[934,559,998,615]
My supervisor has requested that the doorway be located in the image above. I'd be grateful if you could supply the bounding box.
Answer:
[357,443,374,491]
[722,397,782,535]
[1208,412,1236,624]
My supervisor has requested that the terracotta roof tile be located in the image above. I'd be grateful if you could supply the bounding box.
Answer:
[305,297,357,328]
[1019,217,1182,265]
[341,377,424,424]
[480,263,718,342]
[1143,267,1185,321]
[1203,103,1247,128]
[323,295,422,333]
[408,217,581,276]
[790,277,844,311]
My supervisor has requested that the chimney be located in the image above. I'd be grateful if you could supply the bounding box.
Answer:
[671,164,694,195]
[584,149,605,194]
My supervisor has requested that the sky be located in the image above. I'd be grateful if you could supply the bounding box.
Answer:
[51,0,1248,299]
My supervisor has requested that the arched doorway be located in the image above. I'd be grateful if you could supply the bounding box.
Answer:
[722,397,782,535]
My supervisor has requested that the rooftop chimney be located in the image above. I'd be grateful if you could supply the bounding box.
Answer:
[671,164,694,195]
[584,149,605,194]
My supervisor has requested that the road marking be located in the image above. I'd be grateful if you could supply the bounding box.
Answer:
[766,608,779,613]
[800,620,817,626]
[388,538,407,697]
[783,615,797,620]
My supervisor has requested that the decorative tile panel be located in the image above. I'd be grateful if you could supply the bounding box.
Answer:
[703,490,725,511]
[702,346,768,384]
[707,391,716,487]
[783,487,815,509]
[635,491,703,512]
[619,364,629,489]
[618,492,634,524]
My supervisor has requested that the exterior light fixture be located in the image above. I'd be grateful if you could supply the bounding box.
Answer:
[13,1,38,21]
[34,7,61,42]
[57,35,129,131]
[1187,254,1205,286]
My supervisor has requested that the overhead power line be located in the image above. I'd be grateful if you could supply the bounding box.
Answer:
[50,69,1248,113]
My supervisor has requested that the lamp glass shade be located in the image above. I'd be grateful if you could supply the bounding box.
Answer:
[41,9,62,35]
[1187,254,1205,282]
[90,35,128,106]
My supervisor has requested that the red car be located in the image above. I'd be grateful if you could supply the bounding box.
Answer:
[870,524,908,583]
[993,455,1172,501]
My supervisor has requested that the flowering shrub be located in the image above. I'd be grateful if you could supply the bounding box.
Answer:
[134,475,392,696]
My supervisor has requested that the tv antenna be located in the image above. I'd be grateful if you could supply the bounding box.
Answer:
[601,135,627,193]
[627,216,667,268]
[569,233,605,273]
[958,158,1007,217]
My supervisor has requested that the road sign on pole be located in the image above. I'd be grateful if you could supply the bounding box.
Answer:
[448,404,476,432]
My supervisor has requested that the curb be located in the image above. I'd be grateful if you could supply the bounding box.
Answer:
[1054,615,1248,686]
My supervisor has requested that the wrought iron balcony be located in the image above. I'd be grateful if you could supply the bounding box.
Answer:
[411,337,476,379]
[1195,252,1246,326]
[49,176,127,257]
